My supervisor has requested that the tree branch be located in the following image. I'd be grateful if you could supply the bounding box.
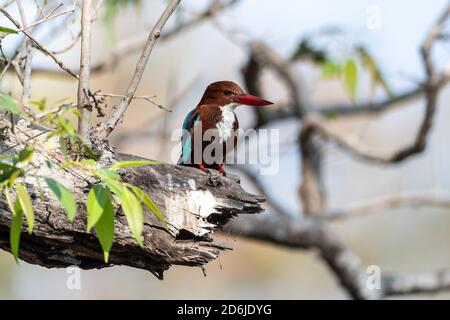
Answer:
[0,6,78,79]
[382,269,450,296]
[91,0,181,142]
[328,192,450,221]
[77,0,92,138]
[224,214,378,299]
[0,123,263,277]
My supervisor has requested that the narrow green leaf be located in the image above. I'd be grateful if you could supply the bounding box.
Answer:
[4,187,15,216]
[111,160,159,169]
[60,162,75,170]
[86,184,109,232]
[29,98,47,111]
[57,115,76,136]
[81,143,101,161]
[97,168,121,180]
[0,93,21,115]
[357,46,393,98]
[79,159,96,167]
[16,183,34,234]
[95,194,115,263]
[0,163,13,171]
[121,187,144,247]
[321,60,341,78]
[0,165,14,183]
[45,177,77,221]
[45,160,55,169]
[18,146,34,163]
[0,26,18,34]
[0,154,15,161]
[104,178,125,197]
[8,169,23,187]
[10,199,23,263]
[343,59,358,102]
[132,186,165,225]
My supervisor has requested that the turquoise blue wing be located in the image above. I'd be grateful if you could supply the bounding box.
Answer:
[179,109,200,164]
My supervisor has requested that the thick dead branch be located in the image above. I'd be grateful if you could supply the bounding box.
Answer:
[0,129,263,277]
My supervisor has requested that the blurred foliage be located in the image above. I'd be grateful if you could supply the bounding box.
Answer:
[103,0,141,29]
[291,29,393,103]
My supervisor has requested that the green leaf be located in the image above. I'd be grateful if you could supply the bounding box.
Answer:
[111,160,159,169]
[121,187,144,247]
[82,143,102,161]
[291,38,327,63]
[29,98,47,111]
[325,110,339,120]
[0,165,15,183]
[343,59,358,102]
[97,168,121,180]
[95,194,115,263]
[59,137,69,155]
[79,159,96,167]
[8,169,24,187]
[16,183,34,234]
[86,184,109,232]
[0,154,15,161]
[0,26,18,34]
[4,187,15,215]
[104,178,124,197]
[10,199,23,263]
[45,177,77,222]
[321,60,341,78]
[18,146,34,163]
[60,162,75,170]
[57,115,76,136]
[45,160,55,169]
[0,93,21,115]
[357,46,393,98]
[132,186,165,225]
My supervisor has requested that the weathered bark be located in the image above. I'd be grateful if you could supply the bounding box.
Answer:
[0,124,264,278]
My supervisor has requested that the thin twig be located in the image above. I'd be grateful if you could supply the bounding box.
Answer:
[0,7,78,79]
[77,0,92,139]
[92,0,181,141]
[95,92,170,112]
[18,4,75,31]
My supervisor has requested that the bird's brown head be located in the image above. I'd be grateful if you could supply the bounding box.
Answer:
[197,81,273,107]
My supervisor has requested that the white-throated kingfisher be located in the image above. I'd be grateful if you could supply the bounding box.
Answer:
[178,81,273,176]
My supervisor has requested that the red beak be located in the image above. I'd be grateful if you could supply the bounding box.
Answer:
[233,94,273,106]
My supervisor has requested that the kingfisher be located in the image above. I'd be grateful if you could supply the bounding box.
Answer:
[178,81,273,176]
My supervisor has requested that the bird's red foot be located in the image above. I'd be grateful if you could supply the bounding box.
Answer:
[215,164,227,176]
[197,163,210,174]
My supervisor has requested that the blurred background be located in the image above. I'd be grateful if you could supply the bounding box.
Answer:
[0,0,450,299]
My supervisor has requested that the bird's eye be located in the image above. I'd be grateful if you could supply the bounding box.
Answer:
[223,90,233,96]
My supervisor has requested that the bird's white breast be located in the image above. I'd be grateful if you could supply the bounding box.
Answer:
[216,104,237,143]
